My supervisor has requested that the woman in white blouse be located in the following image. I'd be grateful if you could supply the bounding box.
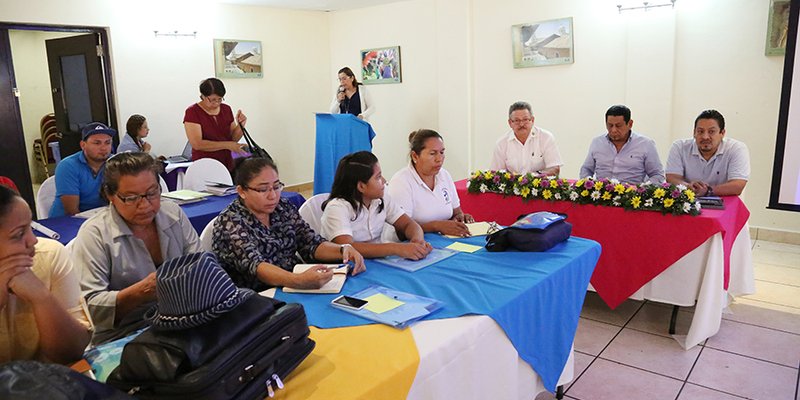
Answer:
[388,129,473,237]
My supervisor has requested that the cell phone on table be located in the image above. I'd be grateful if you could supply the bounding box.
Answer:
[331,295,369,311]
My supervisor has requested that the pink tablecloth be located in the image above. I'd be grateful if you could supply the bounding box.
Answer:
[455,180,750,309]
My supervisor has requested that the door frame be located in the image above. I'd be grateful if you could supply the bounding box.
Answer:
[0,22,118,218]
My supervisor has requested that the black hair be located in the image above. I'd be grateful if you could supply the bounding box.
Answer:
[0,185,20,222]
[605,105,632,123]
[199,77,226,97]
[322,151,383,215]
[508,101,533,117]
[102,152,160,200]
[233,157,279,187]
[125,114,147,150]
[408,129,443,166]
[694,109,725,130]
[338,67,361,87]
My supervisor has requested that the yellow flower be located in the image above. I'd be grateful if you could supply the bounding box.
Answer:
[520,187,531,197]
[601,192,612,200]
[504,172,511,180]
[653,188,666,199]
[532,178,541,188]
[518,175,525,183]
[581,189,589,197]
[594,181,603,190]
[632,196,641,208]
[543,189,552,199]
[614,184,625,194]
[685,190,695,202]
[549,180,558,188]
[625,186,635,193]
[471,171,480,179]
[483,171,492,180]
[576,179,585,188]
[664,198,675,208]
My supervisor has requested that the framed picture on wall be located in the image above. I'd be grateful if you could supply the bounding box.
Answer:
[766,0,790,56]
[360,46,402,84]
[213,39,263,78]
[511,17,574,68]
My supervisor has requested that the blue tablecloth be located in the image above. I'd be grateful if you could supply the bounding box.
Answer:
[34,191,306,245]
[313,114,376,195]
[275,233,600,391]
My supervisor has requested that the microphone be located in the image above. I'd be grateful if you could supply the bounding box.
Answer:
[337,86,346,103]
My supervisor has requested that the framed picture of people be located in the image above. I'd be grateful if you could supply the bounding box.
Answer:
[766,0,790,56]
[213,39,263,78]
[360,46,402,84]
[511,17,574,68]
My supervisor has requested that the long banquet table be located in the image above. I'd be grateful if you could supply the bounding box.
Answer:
[271,233,601,398]
[455,179,755,349]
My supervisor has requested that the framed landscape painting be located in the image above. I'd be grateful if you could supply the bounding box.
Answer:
[360,46,402,84]
[511,17,574,68]
[214,39,263,78]
[766,0,790,56]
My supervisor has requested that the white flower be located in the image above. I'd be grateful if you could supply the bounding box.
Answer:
[591,191,601,200]
[569,191,579,201]
[532,188,538,196]
[612,201,621,206]
[480,184,488,193]
[644,198,654,207]
[676,184,687,191]
[613,195,621,202]
[513,187,521,195]
[610,178,620,185]
[695,202,702,211]
[499,183,506,192]
[682,203,691,213]
[466,181,471,189]
[554,193,562,200]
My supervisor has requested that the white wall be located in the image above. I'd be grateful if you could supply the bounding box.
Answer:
[329,0,800,233]
[1,0,331,185]
[8,30,77,184]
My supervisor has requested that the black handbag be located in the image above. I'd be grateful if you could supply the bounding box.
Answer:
[241,126,273,161]
[0,360,132,400]
[485,212,572,252]
[106,296,314,399]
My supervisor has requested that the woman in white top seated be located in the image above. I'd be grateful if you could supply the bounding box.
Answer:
[388,129,474,237]
[320,151,432,260]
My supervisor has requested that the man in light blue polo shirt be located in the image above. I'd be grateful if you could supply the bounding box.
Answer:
[580,105,665,184]
[50,123,115,217]
[666,110,750,197]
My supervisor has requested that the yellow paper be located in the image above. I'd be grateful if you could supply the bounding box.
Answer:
[446,242,483,253]
[363,293,404,314]
[444,221,495,238]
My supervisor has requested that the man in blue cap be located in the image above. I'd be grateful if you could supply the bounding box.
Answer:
[50,123,115,217]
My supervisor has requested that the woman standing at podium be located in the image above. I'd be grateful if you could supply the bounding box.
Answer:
[328,67,375,121]
[184,78,248,172]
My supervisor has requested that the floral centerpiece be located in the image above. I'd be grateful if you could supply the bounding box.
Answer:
[467,170,701,216]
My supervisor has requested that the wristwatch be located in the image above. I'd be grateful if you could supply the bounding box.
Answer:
[706,186,714,196]
[339,243,352,254]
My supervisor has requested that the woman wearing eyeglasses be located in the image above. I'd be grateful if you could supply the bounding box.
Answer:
[212,157,366,291]
[328,67,375,121]
[72,153,201,344]
[184,77,248,172]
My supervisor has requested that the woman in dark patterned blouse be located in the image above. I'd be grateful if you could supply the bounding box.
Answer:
[212,157,366,291]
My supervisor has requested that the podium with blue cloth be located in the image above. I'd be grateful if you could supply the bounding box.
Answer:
[313,113,376,194]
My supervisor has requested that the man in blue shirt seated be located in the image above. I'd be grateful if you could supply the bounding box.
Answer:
[665,109,750,197]
[49,123,115,217]
[580,105,665,184]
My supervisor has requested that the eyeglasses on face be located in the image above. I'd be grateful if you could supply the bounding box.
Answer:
[510,118,532,124]
[204,96,224,104]
[115,186,162,205]
[244,182,285,194]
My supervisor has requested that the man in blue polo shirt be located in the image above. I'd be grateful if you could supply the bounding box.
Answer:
[50,123,115,217]
[666,109,750,196]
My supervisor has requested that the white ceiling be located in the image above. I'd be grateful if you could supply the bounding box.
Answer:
[217,0,409,12]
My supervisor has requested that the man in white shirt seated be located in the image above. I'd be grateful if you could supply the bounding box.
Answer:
[666,109,750,197]
[490,101,563,176]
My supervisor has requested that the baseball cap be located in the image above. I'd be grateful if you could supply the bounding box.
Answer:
[81,122,116,141]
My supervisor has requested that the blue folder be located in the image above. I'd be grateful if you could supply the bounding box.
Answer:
[331,285,443,329]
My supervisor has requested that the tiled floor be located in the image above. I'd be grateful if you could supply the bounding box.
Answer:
[536,239,800,400]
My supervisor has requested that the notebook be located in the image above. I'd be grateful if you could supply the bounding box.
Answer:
[161,189,211,204]
[282,264,349,294]
[444,221,500,238]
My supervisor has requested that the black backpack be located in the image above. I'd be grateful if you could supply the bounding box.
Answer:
[0,360,131,400]
[106,296,314,399]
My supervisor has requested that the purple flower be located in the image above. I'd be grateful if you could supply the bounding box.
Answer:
[605,183,615,191]
[661,182,671,188]
[493,175,501,183]
[636,186,646,194]
[542,180,550,188]
[520,178,529,185]
[671,189,681,198]
[584,181,594,189]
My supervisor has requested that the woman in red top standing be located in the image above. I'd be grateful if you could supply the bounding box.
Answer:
[183,78,248,172]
